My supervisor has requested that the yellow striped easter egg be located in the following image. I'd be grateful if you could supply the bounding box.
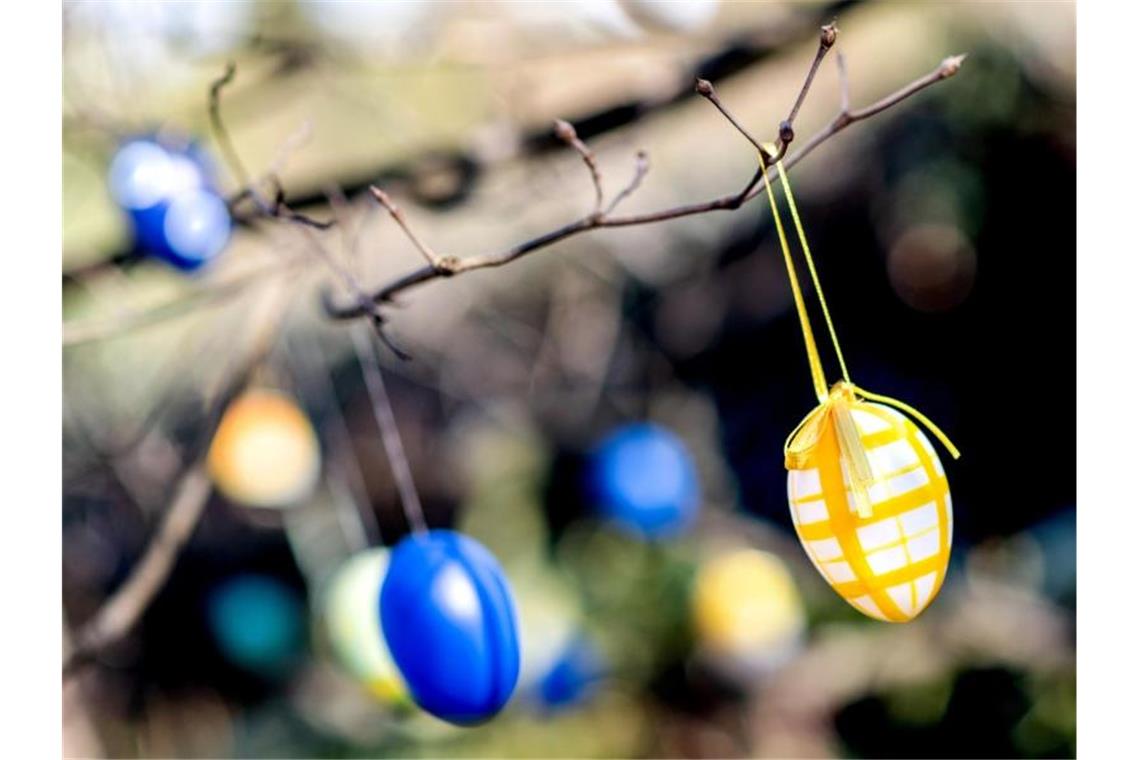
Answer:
[786,402,952,622]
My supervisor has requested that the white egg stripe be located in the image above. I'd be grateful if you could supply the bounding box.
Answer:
[849,595,889,621]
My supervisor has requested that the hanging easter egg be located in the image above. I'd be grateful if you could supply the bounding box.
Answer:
[786,396,953,622]
[321,548,410,706]
[691,549,805,676]
[380,530,521,724]
[107,137,231,271]
[535,634,607,711]
[511,572,579,695]
[207,574,305,677]
[590,423,700,539]
[208,390,322,509]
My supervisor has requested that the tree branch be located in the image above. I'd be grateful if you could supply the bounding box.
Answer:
[324,45,965,322]
[209,62,333,230]
[369,187,448,271]
[605,150,650,216]
[554,119,605,218]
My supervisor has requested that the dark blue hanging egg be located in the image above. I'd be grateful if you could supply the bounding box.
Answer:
[536,634,607,711]
[590,422,700,539]
[379,530,521,724]
[107,138,231,271]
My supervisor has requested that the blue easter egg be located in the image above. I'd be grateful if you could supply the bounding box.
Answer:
[380,530,521,725]
[590,423,700,539]
[107,138,231,271]
[536,634,606,711]
[207,574,304,677]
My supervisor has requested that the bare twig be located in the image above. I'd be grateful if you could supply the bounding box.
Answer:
[836,50,851,114]
[604,150,650,216]
[780,22,838,152]
[695,78,766,156]
[208,62,250,189]
[554,119,605,218]
[369,187,449,271]
[324,49,965,322]
[209,62,333,230]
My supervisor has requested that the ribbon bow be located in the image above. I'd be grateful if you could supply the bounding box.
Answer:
[785,382,961,518]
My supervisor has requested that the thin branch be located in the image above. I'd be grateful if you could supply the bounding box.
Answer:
[836,49,851,114]
[779,22,839,151]
[209,62,333,230]
[324,51,965,321]
[553,119,605,218]
[208,62,250,189]
[695,78,765,156]
[369,187,448,270]
[604,150,650,216]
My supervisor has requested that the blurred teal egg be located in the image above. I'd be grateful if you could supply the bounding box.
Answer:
[207,574,305,677]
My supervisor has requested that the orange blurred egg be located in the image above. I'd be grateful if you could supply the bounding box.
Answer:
[208,389,321,508]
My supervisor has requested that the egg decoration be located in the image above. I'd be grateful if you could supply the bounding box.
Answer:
[207,574,305,677]
[107,137,231,271]
[380,530,521,725]
[207,390,321,509]
[512,572,579,695]
[535,634,607,711]
[590,423,700,540]
[321,548,410,706]
[691,549,805,674]
[786,391,953,622]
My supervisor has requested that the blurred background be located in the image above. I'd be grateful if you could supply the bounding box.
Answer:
[62,1,1075,757]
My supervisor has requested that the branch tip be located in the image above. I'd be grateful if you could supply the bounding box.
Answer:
[778,120,795,145]
[940,54,967,77]
[695,78,715,97]
[369,185,397,211]
[821,22,838,48]
[553,119,577,142]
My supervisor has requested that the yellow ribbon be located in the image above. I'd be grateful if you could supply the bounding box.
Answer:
[761,147,960,518]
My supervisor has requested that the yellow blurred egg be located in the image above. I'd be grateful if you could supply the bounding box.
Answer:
[692,549,805,672]
[208,389,321,508]
[322,548,410,706]
[787,403,952,622]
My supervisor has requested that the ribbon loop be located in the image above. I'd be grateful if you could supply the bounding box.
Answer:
[768,154,961,519]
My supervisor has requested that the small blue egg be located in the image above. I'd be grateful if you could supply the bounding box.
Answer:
[108,138,231,272]
[590,423,700,539]
[536,634,606,711]
[207,574,304,677]
[380,530,521,725]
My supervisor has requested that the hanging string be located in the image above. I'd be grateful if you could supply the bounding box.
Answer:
[350,323,429,535]
[766,145,962,519]
[763,146,960,519]
[286,333,382,550]
[775,159,852,386]
[760,151,828,402]
[850,384,961,460]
